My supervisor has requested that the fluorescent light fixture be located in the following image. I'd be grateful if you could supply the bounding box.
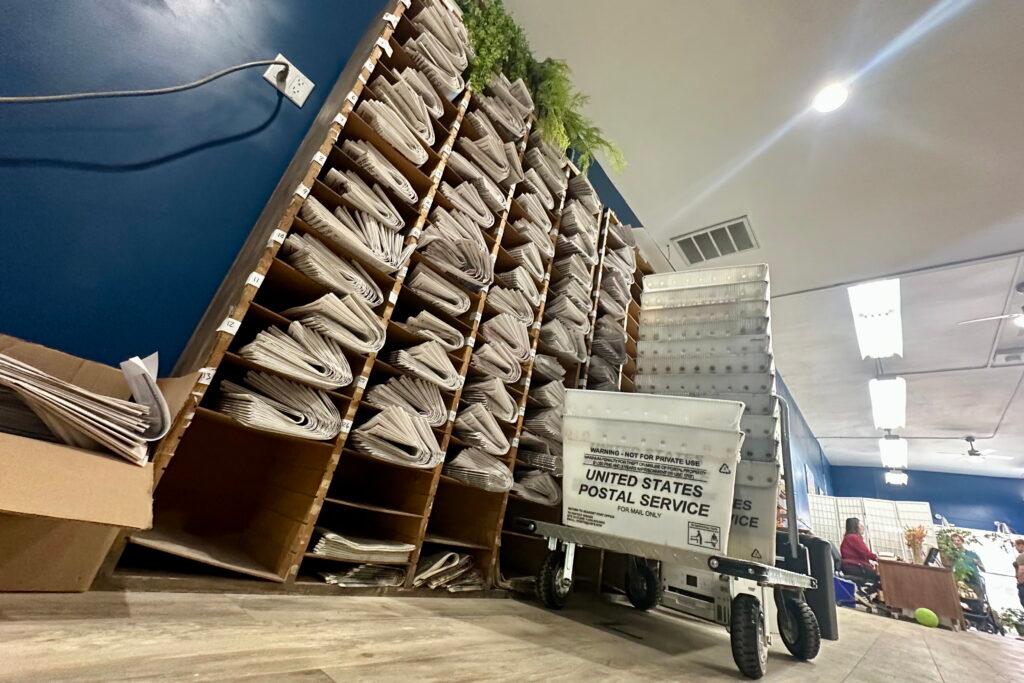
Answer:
[879,436,908,469]
[812,82,849,113]
[884,470,909,486]
[1014,316,1024,329]
[847,279,903,358]
[869,377,906,430]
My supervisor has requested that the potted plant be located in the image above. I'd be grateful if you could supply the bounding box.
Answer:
[936,527,980,582]
[999,608,1024,637]
[904,525,927,564]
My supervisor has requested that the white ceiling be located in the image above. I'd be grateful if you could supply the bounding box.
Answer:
[508,0,1024,476]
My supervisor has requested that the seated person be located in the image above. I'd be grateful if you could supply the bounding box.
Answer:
[840,517,880,584]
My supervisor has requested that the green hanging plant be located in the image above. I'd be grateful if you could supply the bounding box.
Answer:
[456,0,625,173]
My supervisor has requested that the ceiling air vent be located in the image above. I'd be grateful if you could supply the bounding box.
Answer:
[672,216,758,265]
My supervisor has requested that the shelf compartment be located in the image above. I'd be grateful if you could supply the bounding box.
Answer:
[139,410,336,581]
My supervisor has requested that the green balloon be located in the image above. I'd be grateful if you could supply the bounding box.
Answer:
[915,607,939,628]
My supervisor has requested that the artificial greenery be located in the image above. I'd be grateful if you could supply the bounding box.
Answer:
[456,0,625,173]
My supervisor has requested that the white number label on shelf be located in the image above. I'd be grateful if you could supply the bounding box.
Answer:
[397,266,408,281]
[511,437,520,448]
[458,376,465,388]
[363,59,375,76]
[410,227,421,239]
[531,320,541,331]
[198,367,216,385]
[295,183,310,199]
[518,405,526,417]
[448,410,457,423]
[441,143,452,155]
[245,271,265,289]
[382,12,399,27]
[472,311,482,322]
[312,151,327,166]
[217,318,241,335]
[376,37,393,58]
[333,113,347,127]
[529,348,537,359]
[466,336,475,348]
[268,229,288,246]
[340,419,353,434]
[398,0,411,8]
[346,91,359,106]
[388,290,398,304]
[431,166,443,181]
[523,377,531,391]
[356,376,368,389]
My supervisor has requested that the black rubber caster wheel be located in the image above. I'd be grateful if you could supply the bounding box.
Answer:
[730,594,768,679]
[624,557,661,611]
[538,550,572,610]
[777,594,821,661]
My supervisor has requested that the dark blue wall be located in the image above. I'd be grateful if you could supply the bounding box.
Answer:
[832,466,1024,532]
[588,160,641,226]
[0,0,386,368]
[778,377,834,529]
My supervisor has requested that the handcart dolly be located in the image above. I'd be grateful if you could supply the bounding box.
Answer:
[515,517,820,680]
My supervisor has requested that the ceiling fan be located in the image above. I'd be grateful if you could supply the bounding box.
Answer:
[957,306,1024,329]
[938,436,1012,461]
[958,281,1024,330]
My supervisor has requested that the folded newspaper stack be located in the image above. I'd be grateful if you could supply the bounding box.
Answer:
[300,197,410,274]
[406,264,471,316]
[320,564,406,587]
[351,405,443,468]
[237,322,353,390]
[283,293,387,355]
[386,340,461,391]
[395,310,464,351]
[439,181,493,228]
[461,377,517,423]
[310,528,415,563]
[531,353,566,382]
[364,375,447,427]
[591,314,627,365]
[443,447,513,492]
[0,353,164,465]
[469,341,521,384]
[357,99,428,167]
[324,167,405,230]
[369,76,434,147]
[282,233,383,307]
[341,139,418,206]
[219,371,342,441]
[479,313,531,363]
[454,403,510,456]
[413,551,475,589]
[512,470,562,506]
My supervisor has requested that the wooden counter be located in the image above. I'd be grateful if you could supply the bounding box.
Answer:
[877,559,964,628]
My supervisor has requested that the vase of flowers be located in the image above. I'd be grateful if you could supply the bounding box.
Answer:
[904,525,927,564]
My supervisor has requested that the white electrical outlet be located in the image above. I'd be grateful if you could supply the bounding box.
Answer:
[263,53,314,107]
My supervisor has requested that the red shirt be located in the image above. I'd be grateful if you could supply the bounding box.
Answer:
[840,533,877,569]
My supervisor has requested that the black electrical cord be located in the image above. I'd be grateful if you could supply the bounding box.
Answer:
[0,60,289,104]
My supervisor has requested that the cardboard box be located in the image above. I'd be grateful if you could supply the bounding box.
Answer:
[0,335,195,591]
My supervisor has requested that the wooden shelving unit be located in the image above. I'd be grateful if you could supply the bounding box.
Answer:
[95,0,660,597]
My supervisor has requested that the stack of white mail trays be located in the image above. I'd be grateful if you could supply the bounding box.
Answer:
[636,264,782,563]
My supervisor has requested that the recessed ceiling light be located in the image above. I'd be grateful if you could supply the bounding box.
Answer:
[1013,316,1024,329]
[884,470,909,486]
[869,377,907,430]
[879,435,908,469]
[812,82,849,113]
[848,279,903,359]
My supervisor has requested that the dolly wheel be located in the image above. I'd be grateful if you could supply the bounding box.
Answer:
[730,594,768,679]
[538,550,571,610]
[777,595,821,661]
[625,557,661,611]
